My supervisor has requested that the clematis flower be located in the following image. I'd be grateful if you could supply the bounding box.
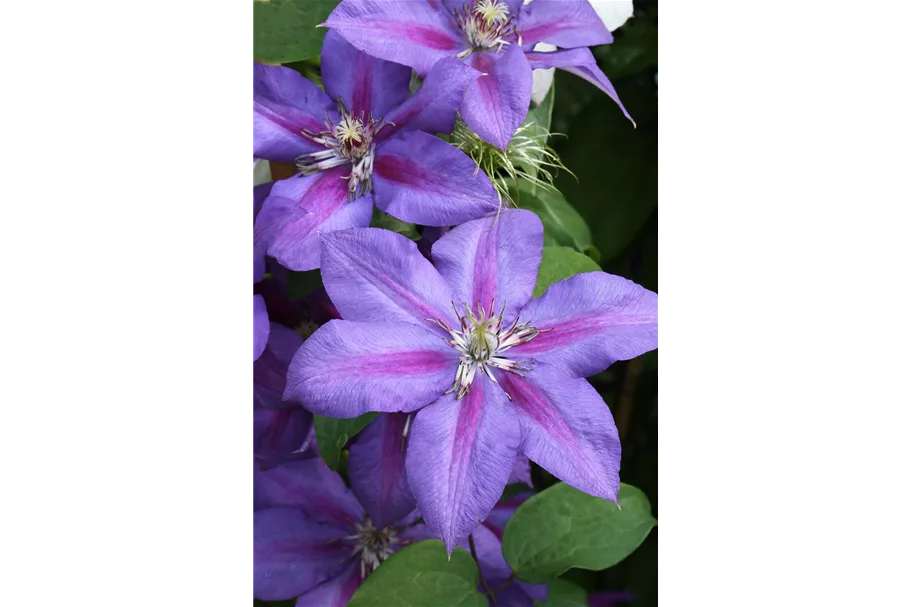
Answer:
[253,31,499,272]
[466,491,546,606]
[254,323,315,470]
[285,209,657,551]
[253,457,431,605]
[325,0,633,149]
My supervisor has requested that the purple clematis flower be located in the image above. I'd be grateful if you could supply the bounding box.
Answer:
[284,209,657,551]
[254,457,432,605]
[325,0,633,149]
[254,323,316,470]
[254,31,500,272]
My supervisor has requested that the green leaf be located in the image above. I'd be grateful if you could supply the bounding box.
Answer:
[514,182,592,253]
[253,0,339,64]
[554,75,657,264]
[534,247,601,297]
[535,579,589,607]
[313,413,378,471]
[371,207,420,241]
[502,483,657,584]
[347,540,487,607]
[286,269,321,301]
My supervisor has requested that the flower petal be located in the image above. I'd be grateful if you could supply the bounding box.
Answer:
[253,408,314,471]
[461,45,533,149]
[321,30,412,117]
[348,413,417,528]
[374,131,500,226]
[254,460,364,526]
[325,0,465,75]
[406,374,520,553]
[253,507,352,601]
[294,561,362,607]
[254,323,304,410]
[431,208,542,324]
[254,183,273,283]
[481,492,534,539]
[254,171,374,272]
[254,295,269,362]
[254,63,336,162]
[381,57,481,140]
[508,455,532,487]
[525,47,633,124]
[511,272,657,378]
[461,521,544,606]
[518,0,613,49]
[498,362,621,501]
[319,227,459,326]
[285,320,456,417]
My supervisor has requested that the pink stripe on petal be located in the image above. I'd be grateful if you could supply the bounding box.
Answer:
[285,320,457,418]
[500,363,621,501]
[406,375,520,553]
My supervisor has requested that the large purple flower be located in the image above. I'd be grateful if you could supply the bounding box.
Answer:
[254,323,316,470]
[254,31,499,272]
[285,209,657,551]
[254,457,431,605]
[325,0,632,149]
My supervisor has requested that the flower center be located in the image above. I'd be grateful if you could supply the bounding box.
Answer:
[430,301,545,399]
[346,518,400,579]
[454,0,516,58]
[296,98,390,199]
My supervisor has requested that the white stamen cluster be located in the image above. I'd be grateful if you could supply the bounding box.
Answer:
[345,518,400,579]
[454,0,516,58]
[296,98,391,199]
[430,301,545,399]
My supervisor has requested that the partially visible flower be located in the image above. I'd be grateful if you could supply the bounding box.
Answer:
[588,590,637,607]
[254,182,273,361]
[253,457,431,605]
[466,491,546,606]
[254,31,499,272]
[326,0,634,149]
[254,323,315,470]
[285,209,657,551]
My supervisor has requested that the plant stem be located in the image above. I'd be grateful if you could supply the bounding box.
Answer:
[468,533,498,607]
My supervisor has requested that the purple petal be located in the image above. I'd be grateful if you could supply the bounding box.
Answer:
[498,363,621,501]
[482,492,534,539]
[325,0,465,75]
[254,459,364,527]
[348,413,417,528]
[525,47,633,124]
[321,30,412,117]
[253,408,315,470]
[508,455,532,487]
[254,295,269,362]
[294,561,362,607]
[284,320,456,417]
[588,591,637,607]
[518,0,612,49]
[511,272,657,378]
[461,521,544,607]
[254,182,273,220]
[374,131,500,225]
[253,507,352,601]
[254,63,335,162]
[406,374,520,553]
[254,171,374,272]
[319,227,459,326]
[381,57,480,139]
[254,323,304,410]
[431,208,542,324]
[461,45,532,149]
